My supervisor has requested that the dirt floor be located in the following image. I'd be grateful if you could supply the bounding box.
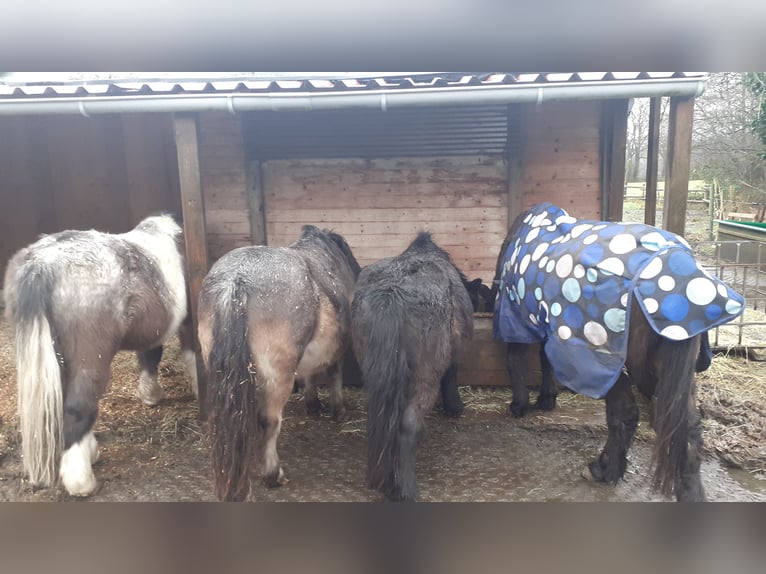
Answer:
[0,315,765,502]
[1,203,764,502]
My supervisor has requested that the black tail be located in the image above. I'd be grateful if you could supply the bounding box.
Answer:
[207,279,256,502]
[361,295,418,501]
[651,336,700,497]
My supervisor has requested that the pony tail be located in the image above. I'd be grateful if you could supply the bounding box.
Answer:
[651,336,699,497]
[208,279,256,501]
[360,296,414,499]
[12,264,63,488]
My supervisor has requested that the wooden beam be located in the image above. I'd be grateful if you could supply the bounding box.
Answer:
[600,99,630,221]
[246,159,267,245]
[662,96,695,236]
[644,97,661,226]
[506,104,526,226]
[173,114,209,417]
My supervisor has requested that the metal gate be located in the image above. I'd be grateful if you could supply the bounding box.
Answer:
[695,240,766,350]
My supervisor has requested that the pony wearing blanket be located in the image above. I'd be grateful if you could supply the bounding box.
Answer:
[493,202,745,501]
[3,214,193,497]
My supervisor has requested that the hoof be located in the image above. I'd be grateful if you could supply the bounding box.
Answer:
[509,400,530,418]
[535,393,558,412]
[444,403,465,418]
[581,464,597,481]
[60,441,98,497]
[586,459,623,484]
[264,467,289,488]
[137,373,163,406]
[331,405,349,422]
[305,398,322,417]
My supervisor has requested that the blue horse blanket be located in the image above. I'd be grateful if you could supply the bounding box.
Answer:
[493,203,745,399]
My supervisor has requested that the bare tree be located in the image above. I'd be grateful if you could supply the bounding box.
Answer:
[691,73,766,204]
[626,73,766,212]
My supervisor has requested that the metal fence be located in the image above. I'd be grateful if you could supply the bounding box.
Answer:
[695,240,766,349]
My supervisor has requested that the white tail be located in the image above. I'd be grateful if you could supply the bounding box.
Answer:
[16,314,64,487]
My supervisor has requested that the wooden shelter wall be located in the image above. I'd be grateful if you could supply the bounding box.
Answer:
[197,112,250,260]
[0,114,180,286]
[262,156,509,282]
[522,101,602,219]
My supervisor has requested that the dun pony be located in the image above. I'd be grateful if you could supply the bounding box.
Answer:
[199,226,360,501]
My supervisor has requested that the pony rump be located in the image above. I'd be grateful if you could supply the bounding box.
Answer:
[9,260,64,488]
[326,231,361,278]
[651,336,702,499]
[208,278,257,502]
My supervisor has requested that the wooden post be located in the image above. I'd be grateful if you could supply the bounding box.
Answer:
[662,96,695,236]
[644,97,661,226]
[246,159,267,245]
[600,99,630,221]
[506,104,526,227]
[173,114,209,417]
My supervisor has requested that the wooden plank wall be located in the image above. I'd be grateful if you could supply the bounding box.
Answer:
[262,156,509,282]
[522,101,602,219]
[0,114,180,286]
[197,112,250,261]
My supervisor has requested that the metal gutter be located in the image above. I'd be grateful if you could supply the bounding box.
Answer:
[0,77,707,116]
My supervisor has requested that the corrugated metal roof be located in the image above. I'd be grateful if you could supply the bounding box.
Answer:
[0,72,708,99]
[244,105,509,159]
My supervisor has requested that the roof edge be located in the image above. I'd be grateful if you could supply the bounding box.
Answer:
[0,76,707,116]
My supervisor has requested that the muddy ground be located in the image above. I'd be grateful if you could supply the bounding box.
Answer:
[0,315,764,502]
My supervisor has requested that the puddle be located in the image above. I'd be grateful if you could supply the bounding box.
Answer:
[725,467,766,494]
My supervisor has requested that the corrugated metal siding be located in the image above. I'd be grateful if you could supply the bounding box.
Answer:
[242,106,509,159]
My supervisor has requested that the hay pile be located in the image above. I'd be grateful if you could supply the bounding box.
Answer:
[697,353,766,473]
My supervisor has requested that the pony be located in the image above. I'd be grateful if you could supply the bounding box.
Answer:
[352,232,474,501]
[3,214,194,497]
[198,225,360,502]
[463,277,494,313]
[492,203,745,501]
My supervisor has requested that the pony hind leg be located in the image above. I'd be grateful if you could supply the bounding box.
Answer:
[326,362,347,421]
[302,375,322,417]
[177,317,199,398]
[254,372,294,487]
[388,402,422,502]
[60,368,105,497]
[677,401,705,502]
[302,363,346,420]
[585,372,638,485]
[439,362,464,417]
[505,343,531,417]
[136,346,164,406]
[535,347,558,411]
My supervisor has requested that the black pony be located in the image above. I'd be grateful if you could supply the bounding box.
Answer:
[352,232,474,501]
[492,203,745,501]
[463,277,494,312]
[3,214,194,497]
[198,226,360,501]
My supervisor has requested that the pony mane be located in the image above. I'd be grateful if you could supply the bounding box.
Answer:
[405,231,467,281]
[135,213,183,237]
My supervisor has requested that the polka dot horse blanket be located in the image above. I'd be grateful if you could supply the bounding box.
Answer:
[493,202,745,399]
